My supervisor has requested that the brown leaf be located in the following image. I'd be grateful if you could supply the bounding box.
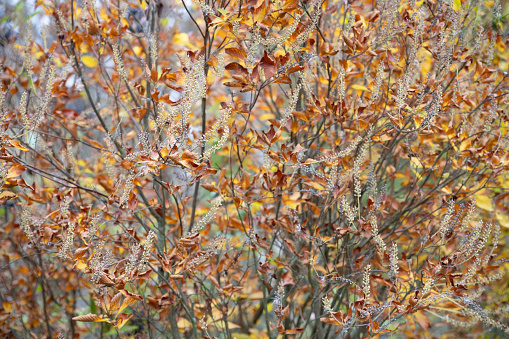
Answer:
[414,311,430,329]
[282,0,299,10]
[225,48,247,60]
[121,160,133,170]
[320,316,342,326]
[110,293,122,312]
[223,81,245,88]
[181,150,200,161]
[342,33,354,49]
[72,314,109,322]
[98,273,115,286]
[201,183,218,193]
[273,76,292,84]
[74,247,89,260]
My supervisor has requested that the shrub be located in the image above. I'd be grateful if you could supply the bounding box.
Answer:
[0,0,509,338]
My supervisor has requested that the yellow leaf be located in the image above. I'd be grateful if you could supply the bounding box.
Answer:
[173,32,194,48]
[133,46,143,56]
[2,301,12,313]
[351,84,370,91]
[304,181,325,190]
[75,259,88,271]
[114,313,133,329]
[177,317,192,328]
[0,191,17,203]
[82,56,98,68]
[476,194,493,212]
[497,213,509,228]
[118,296,139,314]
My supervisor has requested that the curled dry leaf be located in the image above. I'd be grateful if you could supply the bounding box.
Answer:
[72,314,109,322]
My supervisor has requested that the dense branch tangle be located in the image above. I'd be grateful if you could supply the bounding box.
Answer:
[0,0,509,338]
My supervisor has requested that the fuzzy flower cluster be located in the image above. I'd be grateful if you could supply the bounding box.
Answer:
[216,51,225,78]
[324,136,362,194]
[19,91,29,131]
[66,143,78,171]
[0,83,6,119]
[89,241,114,284]
[190,195,223,234]
[319,274,358,287]
[120,172,136,208]
[389,243,399,281]
[291,0,321,52]
[0,163,7,188]
[341,195,356,226]
[200,104,233,159]
[252,14,301,49]
[459,198,476,232]
[245,42,258,74]
[369,63,384,104]
[278,83,302,128]
[138,230,156,273]
[336,67,346,102]
[138,131,153,156]
[322,295,342,324]
[363,264,371,300]
[396,70,412,111]
[124,242,141,279]
[197,0,216,17]
[370,214,386,252]
[273,280,285,320]
[113,44,129,82]
[21,203,34,243]
[60,196,71,219]
[58,222,75,259]
[420,85,443,129]
[188,236,227,269]
[353,131,372,198]
[37,65,56,130]
[160,54,208,132]
[86,214,101,239]
[453,296,509,334]
[438,200,455,239]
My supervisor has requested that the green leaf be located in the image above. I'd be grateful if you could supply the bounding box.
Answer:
[14,2,24,13]
[90,296,97,314]
[25,12,40,22]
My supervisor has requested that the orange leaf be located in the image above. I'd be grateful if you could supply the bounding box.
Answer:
[225,47,247,60]
[160,147,169,158]
[118,296,139,315]
[114,313,133,329]
[0,191,17,204]
[6,164,25,179]
[74,247,89,260]
[2,301,12,313]
[273,76,292,84]
[110,293,122,313]
[320,316,342,326]
[9,140,29,151]
[121,160,133,170]
[201,183,218,193]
